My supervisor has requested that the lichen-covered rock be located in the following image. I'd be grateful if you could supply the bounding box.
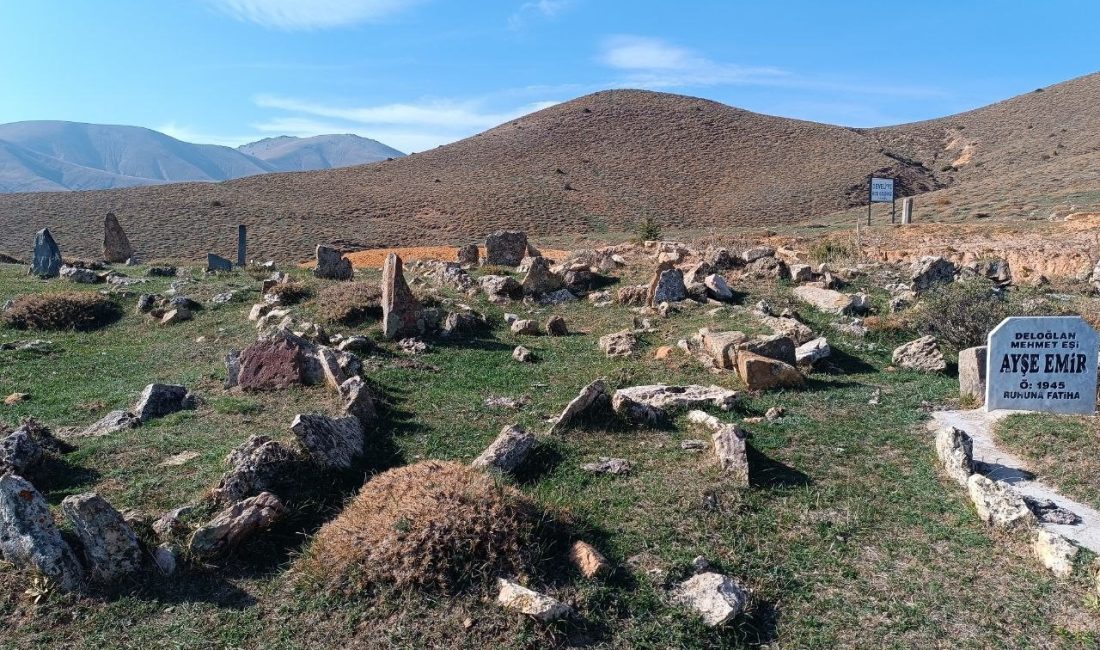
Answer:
[892,336,946,373]
[313,245,353,280]
[617,284,649,306]
[189,491,286,558]
[793,286,859,314]
[496,577,571,622]
[521,256,563,295]
[485,231,529,266]
[967,474,1037,530]
[1032,529,1078,577]
[612,385,739,423]
[213,435,299,504]
[60,492,143,582]
[133,383,195,421]
[672,572,749,627]
[512,345,534,363]
[652,268,687,304]
[599,329,639,357]
[0,473,84,592]
[471,425,536,473]
[510,319,540,336]
[339,376,377,427]
[0,427,43,474]
[289,414,364,470]
[935,426,973,487]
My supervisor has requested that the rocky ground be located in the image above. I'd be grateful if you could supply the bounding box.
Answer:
[2,231,1100,649]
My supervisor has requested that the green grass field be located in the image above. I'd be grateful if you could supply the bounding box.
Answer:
[2,259,1099,649]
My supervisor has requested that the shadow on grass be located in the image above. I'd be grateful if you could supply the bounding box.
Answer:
[747,445,811,489]
[514,443,564,486]
[820,347,876,375]
[800,376,866,393]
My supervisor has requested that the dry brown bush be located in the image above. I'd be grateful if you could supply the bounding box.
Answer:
[2,292,122,331]
[265,282,311,305]
[297,461,549,594]
[316,282,382,325]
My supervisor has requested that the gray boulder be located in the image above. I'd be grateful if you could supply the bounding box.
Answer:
[485,231,528,266]
[892,336,946,373]
[213,435,299,504]
[471,425,536,473]
[60,265,100,284]
[289,414,364,470]
[60,492,143,582]
[133,384,196,422]
[958,346,987,404]
[189,492,286,558]
[652,268,687,304]
[30,228,62,278]
[0,473,84,592]
[910,256,957,294]
[206,253,233,273]
[78,410,141,437]
[313,245,353,280]
[0,426,44,474]
[672,572,749,627]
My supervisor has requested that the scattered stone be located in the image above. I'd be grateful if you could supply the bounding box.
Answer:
[1032,529,1078,577]
[570,540,611,578]
[581,457,632,475]
[60,265,100,284]
[210,291,236,306]
[681,439,707,451]
[133,383,195,421]
[496,578,571,622]
[959,346,987,404]
[740,334,796,366]
[339,376,377,426]
[652,268,687,304]
[441,309,486,338]
[60,492,143,582]
[1023,497,1081,525]
[381,253,422,339]
[737,352,804,391]
[289,414,364,470]
[934,426,973,487]
[102,213,133,263]
[213,435,298,504]
[0,473,84,591]
[967,474,1037,530]
[545,315,568,336]
[4,392,28,405]
[892,336,946,373]
[795,337,831,366]
[478,275,522,302]
[792,285,860,314]
[696,328,748,370]
[237,331,311,390]
[703,274,733,302]
[484,395,530,410]
[206,253,233,273]
[0,339,55,354]
[741,246,774,263]
[485,231,529,266]
[313,245,353,280]
[0,427,43,474]
[688,410,748,484]
[538,288,578,306]
[910,256,957,294]
[788,264,814,282]
[30,228,62,278]
[617,284,649,306]
[471,425,536,473]
[520,256,563,295]
[153,543,178,575]
[672,572,749,627]
[160,308,191,325]
[512,345,534,363]
[457,243,479,265]
[550,379,610,434]
[599,329,639,357]
[612,385,739,423]
[189,491,286,558]
[765,406,785,421]
[78,410,140,437]
[146,266,177,277]
[757,314,816,345]
[510,319,540,336]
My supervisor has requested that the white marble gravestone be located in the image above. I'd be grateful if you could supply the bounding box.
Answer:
[986,316,1098,414]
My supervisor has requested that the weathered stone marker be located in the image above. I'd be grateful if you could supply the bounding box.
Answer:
[30,228,62,278]
[985,316,1098,414]
[207,253,234,272]
[900,197,913,224]
[102,213,134,263]
[237,225,247,267]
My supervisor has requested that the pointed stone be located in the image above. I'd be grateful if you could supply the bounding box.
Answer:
[30,228,62,278]
[471,425,536,473]
[550,379,609,435]
[102,213,134,263]
[381,253,421,340]
[189,492,286,558]
[0,473,84,592]
[289,414,364,470]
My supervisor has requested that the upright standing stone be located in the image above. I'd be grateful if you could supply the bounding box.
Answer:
[958,346,987,404]
[60,492,143,582]
[457,243,479,266]
[985,316,1099,414]
[901,197,913,224]
[237,224,247,267]
[207,253,233,273]
[485,231,528,266]
[313,245,353,280]
[381,253,421,339]
[102,213,133,263]
[0,473,85,592]
[30,228,62,278]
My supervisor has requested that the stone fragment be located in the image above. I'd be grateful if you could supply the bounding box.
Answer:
[765,406,785,421]
[793,285,860,314]
[711,424,749,485]
[736,352,804,391]
[0,427,43,474]
[580,457,632,475]
[102,213,133,263]
[60,265,100,284]
[550,379,610,435]
[1032,529,1078,578]
[313,245,353,280]
[569,540,611,578]
[612,385,739,423]
[1024,497,1080,525]
[496,578,571,622]
[30,228,62,278]
[455,243,479,266]
[189,492,286,558]
[60,492,142,582]
[78,410,140,437]
[910,256,957,294]
[545,315,568,336]
[485,231,529,266]
[339,376,377,426]
[795,337,831,366]
[740,334,796,366]
[652,268,687,304]
[290,414,364,470]
[4,393,28,405]
[959,346,987,404]
[967,474,1037,530]
[160,308,191,325]
[681,439,707,451]
[697,328,748,370]
[512,345,534,363]
[213,435,298,504]
[599,329,639,357]
[510,319,540,336]
[471,425,536,473]
[788,264,813,282]
[703,274,733,302]
[248,303,271,322]
[380,253,421,339]
[441,309,485,338]
[206,253,233,273]
[672,572,749,627]
[617,285,649,306]
[133,383,194,421]
[934,426,973,487]
[537,288,577,305]
[0,473,84,592]
[520,256,563,295]
[759,315,816,346]
[741,246,774,263]
[892,336,946,373]
[479,275,522,301]
[153,543,178,575]
[224,350,241,389]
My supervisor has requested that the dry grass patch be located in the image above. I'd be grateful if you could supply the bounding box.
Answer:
[1,292,122,331]
[315,281,382,325]
[297,460,554,594]
[265,281,311,305]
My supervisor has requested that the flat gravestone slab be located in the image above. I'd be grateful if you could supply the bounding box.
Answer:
[986,316,1098,414]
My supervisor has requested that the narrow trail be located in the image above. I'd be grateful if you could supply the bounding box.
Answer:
[930,408,1100,552]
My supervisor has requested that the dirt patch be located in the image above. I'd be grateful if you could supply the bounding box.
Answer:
[301,246,572,269]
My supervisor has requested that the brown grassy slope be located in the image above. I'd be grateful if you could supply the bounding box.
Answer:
[0,90,930,262]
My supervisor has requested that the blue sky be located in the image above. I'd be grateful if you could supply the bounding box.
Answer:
[1,1,1096,153]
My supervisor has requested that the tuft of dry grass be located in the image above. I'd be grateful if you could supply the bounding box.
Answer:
[315,281,382,325]
[1,292,121,331]
[297,461,549,594]
[265,281,311,305]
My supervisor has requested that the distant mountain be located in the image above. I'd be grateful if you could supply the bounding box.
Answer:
[0,121,404,193]
[239,134,403,172]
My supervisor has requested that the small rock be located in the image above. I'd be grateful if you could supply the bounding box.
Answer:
[471,425,536,473]
[496,578,571,622]
[581,457,632,475]
[545,315,568,336]
[680,439,707,451]
[703,274,733,302]
[78,410,141,437]
[935,426,973,487]
[892,336,946,373]
[736,352,804,391]
[61,492,143,582]
[692,556,711,573]
[599,329,639,357]
[512,346,534,363]
[672,572,749,627]
[510,319,540,336]
[1032,529,1078,577]
[1024,497,1081,525]
[3,392,28,405]
[569,540,611,578]
[550,379,610,434]
[765,406,785,421]
[133,384,195,421]
[967,474,1037,530]
[153,543,178,575]
[189,492,286,558]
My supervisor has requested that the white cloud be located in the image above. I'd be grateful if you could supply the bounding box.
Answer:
[251,95,560,152]
[599,35,786,88]
[508,0,571,30]
[156,121,260,147]
[202,0,420,29]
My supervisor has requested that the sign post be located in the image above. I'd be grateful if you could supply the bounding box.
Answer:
[985,316,1099,414]
[868,176,895,225]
